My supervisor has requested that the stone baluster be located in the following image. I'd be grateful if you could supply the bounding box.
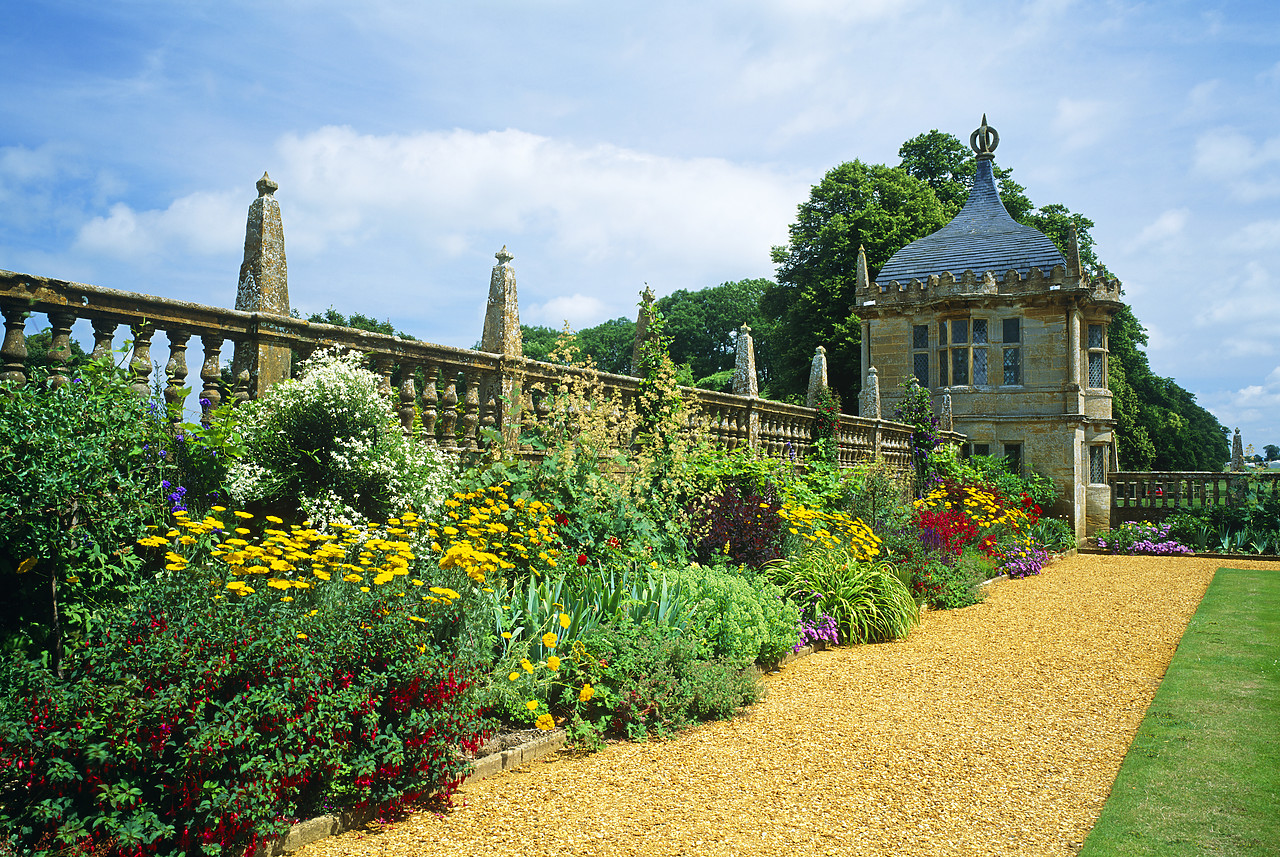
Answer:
[164,330,191,423]
[398,360,418,434]
[46,311,76,389]
[0,306,29,385]
[232,367,252,407]
[440,372,459,450]
[373,354,394,398]
[129,322,155,397]
[420,363,439,441]
[462,375,481,450]
[199,336,224,419]
[480,378,499,443]
[90,319,118,363]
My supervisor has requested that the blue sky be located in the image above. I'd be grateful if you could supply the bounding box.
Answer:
[3,0,1279,450]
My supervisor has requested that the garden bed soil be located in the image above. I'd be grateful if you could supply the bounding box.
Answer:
[296,554,1274,857]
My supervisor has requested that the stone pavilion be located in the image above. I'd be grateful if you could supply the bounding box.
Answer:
[855,117,1125,537]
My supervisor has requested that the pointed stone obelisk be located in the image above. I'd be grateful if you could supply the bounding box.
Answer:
[859,365,881,419]
[481,246,523,356]
[731,325,758,397]
[805,346,828,408]
[232,172,292,398]
[1232,428,1245,471]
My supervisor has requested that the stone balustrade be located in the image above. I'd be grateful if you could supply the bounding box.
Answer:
[1107,470,1280,526]
[1,266,947,468]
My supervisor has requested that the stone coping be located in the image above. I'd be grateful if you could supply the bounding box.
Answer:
[1078,547,1280,562]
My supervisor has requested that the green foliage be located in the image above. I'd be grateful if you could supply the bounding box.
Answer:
[555,620,761,741]
[764,160,948,399]
[930,448,1058,508]
[654,279,778,390]
[1030,516,1077,553]
[519,324,562,363]
[0,360,169,672]
[767,547,918,644]
[226,349,457,529]
[1106,306,1229,471]
[671,564,799,669]
[0,568,485,857]
[305,306,416,340]
[22,328,90,375]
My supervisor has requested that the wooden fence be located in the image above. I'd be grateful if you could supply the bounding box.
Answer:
[0,268,950,469]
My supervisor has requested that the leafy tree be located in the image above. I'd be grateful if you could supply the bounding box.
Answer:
[576,317,636,375]
[303,307,417,340]
[23,327,90,376]
[764,161,948,400]
[898,130,1034,221]
[655,279,777,392]
[520,324,561,362]
[1265,444,1279,462]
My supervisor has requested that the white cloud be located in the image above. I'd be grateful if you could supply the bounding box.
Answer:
[1131,208,1189,248]
[1192,261,1277,357]
[1192,127,1280,200]
[1228,219,1280,252]
[1051,98,1113,151]
[525,294,610,331]
[75,191,243,259]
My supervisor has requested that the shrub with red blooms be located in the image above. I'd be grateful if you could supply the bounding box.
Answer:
[687,484,785,569]
[913,507,978,556]
[0,579,487,857]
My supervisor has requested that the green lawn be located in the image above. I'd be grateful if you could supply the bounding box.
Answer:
[1080,567,1280,856]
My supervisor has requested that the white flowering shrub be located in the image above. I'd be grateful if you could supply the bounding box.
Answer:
[227,349,457,529]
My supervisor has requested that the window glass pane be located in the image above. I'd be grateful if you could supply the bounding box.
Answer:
[973,319,988,344]
[938,321,947,346]
[1004,443,1022,476]
[1089,352,1104,387]
[952,318,969,345]
[938,350,948,386]
[1088,324,1104,349]
[1003,317,1021,343]
[1003,347,1021,385]
[952,347,969,385]
[973,348,988,385]
[913,324,929,349]
[973,443,990,457]
[1090,446,1106,483]
[913,352,929,386]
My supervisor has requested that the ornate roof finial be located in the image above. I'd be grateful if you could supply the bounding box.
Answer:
[495,245,513,265]
[969,114,999,160]
[256,171,279,197]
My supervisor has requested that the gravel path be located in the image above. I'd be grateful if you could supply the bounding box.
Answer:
[298,554,1274,857]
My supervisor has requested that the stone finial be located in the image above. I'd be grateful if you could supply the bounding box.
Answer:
[855,245,870,294]
[941,389,954,433]
[805,346,828,408]
[859,365,881,420]
[236,172,289,315]
[256,171,279,197]
[969,114,999,160]
[1066,224,1083,282]
[731,324,758,397]
[631,284,657,375]
[480,246,523,357]
[1232,427,1245,471]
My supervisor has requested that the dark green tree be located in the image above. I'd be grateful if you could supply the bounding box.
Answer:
[1264,444,1279,462]
[303,307,417,340]
[655,278,777,392]
[575,317,637,375]
[764,161,948,400]
[519,324,561,362]
[898,130,1034,221]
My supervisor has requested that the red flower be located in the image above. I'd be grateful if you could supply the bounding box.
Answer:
[554,513,569,525]
[606,536,621,549]
[576,554,589,566]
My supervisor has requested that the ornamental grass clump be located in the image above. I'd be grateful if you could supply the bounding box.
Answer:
[766,547,918,645]
[226,348,456,530]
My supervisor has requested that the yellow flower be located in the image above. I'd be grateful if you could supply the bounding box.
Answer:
[521,658,535,673]
[501,632,512,639]
[233,511,254,519]
[541,632,557,649]
[525,699,539,711]
[546,655,560,670]
[535,713,555,731]
[509,671,520,681]
[579,683,595,703]
[559,613,571,629]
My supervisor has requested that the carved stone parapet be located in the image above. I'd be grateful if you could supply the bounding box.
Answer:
[199,336,224,419]
[129,322,155,397]
[164,330,191,421]
[90,319,118,363]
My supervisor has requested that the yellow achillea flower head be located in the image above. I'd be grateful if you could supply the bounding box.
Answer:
[559,613,571,629]
[541,632,558,649]
[535,713,555,731]
[521,658,534,673]
[509,671,520,682]
[525,699,539,711]
[546,655,560,670]
[579,683,595,703]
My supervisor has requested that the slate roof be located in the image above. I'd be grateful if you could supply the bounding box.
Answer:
[875,157,1066,285]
